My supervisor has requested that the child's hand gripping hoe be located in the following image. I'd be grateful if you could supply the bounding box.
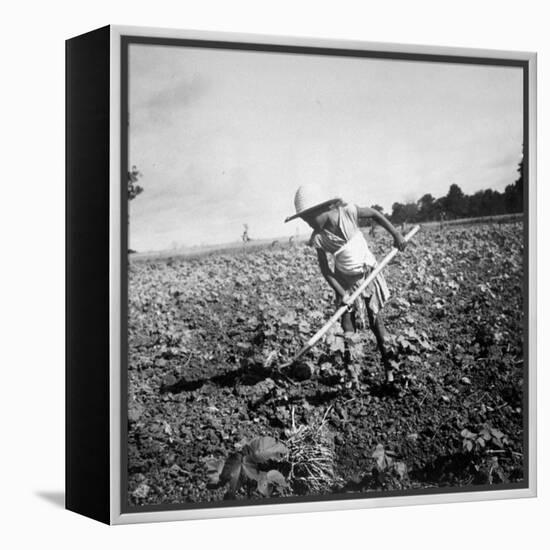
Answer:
[277,225,420,376]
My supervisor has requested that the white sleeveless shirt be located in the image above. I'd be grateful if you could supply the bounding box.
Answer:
[310,203,377,276]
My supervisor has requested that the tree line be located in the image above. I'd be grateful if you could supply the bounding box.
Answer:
[373,154,524,225]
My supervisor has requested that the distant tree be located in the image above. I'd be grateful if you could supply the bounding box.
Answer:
[504,152,524,213]
[467,190,486,218]
[431,197,446,220]
[127,165,143,254]
[504,183,522,214]
[417,193,435,221]
[403,202,419,223]
[128,165,143,201]
[391,201,418,225]
[390,202,405,224]
[468,189,500,217]
[444,183,467,219]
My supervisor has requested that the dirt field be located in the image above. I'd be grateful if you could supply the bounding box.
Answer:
[126,222,525,506]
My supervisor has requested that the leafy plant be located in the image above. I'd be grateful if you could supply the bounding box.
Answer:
[461,424,510,453]
[205,436,288,499]
[370,444,409,490]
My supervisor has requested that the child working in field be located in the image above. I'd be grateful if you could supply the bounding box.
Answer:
[285,184,407,385]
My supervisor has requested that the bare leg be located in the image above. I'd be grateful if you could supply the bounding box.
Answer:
[341,311,354,333]
[340,311,360,387]
[367,308,394,383]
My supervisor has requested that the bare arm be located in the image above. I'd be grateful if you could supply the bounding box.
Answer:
[356,205,407,251]
[316,249,347,299]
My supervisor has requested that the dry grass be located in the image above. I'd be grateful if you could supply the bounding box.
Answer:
[285,407,337,494]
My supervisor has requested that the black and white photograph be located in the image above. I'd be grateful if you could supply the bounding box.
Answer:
[124,37,529,511]
[6,0,550,543]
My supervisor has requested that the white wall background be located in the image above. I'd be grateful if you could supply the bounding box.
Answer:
[1,0,547,547]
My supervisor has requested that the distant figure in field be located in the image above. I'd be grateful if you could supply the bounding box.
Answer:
[242,224,251,245]
[271,240,279,248]
[289,235,295,246]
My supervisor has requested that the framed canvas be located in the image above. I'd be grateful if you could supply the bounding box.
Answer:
[66,25,537,525]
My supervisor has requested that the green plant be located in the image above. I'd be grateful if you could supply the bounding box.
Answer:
[205,436,288,499]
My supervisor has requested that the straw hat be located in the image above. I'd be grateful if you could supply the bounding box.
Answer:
[285,184,342,223]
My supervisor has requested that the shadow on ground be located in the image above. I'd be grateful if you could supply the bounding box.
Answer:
[35,491,65,508]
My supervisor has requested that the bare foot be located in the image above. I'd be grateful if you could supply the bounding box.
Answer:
[347,364,361,388]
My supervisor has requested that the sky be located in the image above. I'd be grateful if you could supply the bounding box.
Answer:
[128,43,523,252]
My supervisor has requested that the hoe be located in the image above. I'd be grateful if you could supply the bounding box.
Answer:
[272,225,420,378]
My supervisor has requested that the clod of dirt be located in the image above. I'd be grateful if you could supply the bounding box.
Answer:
[128,403,145,424]
[161,374,177,388]
[132,482,150,499]
[292,362,314,381]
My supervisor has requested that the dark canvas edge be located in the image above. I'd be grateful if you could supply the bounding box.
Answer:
[65,24,111,525]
